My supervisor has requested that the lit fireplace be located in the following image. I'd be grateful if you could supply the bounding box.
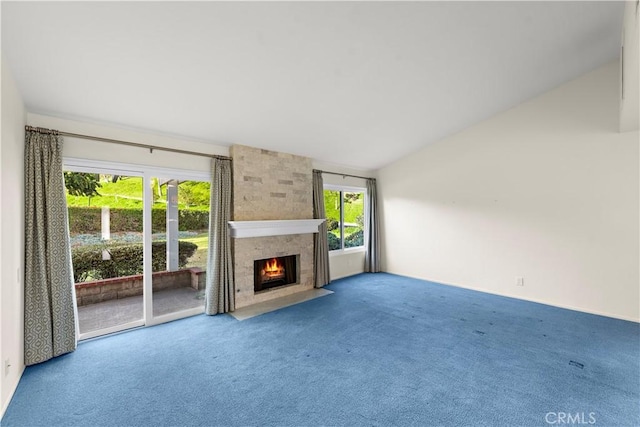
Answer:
[262,258,285,281]
[254,255,298,292]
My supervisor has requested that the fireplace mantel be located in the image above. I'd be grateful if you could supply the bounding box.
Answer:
[228,219,325,239]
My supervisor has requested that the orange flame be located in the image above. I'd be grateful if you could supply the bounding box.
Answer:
[263,258,285,278]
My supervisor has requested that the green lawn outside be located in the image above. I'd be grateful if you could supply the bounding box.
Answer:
[182,232,209,269]
[66,175,210,211]
[324,190,364,224]
[182,233,209,250]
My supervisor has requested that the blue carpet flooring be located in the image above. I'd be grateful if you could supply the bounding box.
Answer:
[2,273,639,426]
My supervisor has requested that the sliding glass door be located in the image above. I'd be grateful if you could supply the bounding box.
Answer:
[149,177,209,319]
[64,160,210,339]
[65,171,145,338]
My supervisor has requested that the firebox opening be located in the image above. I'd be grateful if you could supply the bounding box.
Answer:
[254,255,298,292]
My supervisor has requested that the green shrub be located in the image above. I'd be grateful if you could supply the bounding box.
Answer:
[345,229,364,248]
[177,209,210,231]
[68,207,209,234]
[327,233,341,251]
[72,240,198,282]
[326,218,339,232]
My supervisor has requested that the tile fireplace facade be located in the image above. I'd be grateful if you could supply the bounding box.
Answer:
[230,145,315,309]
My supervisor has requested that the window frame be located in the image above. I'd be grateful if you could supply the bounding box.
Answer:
[323,184,367,254]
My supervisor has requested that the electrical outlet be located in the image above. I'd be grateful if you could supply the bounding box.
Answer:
[4,358,11,376]
[516,276,524,287]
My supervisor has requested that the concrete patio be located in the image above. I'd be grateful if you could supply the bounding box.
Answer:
[78,287,205,335]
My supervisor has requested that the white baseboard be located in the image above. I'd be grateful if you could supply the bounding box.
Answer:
[1,364,25,419]
[389,272,640,323]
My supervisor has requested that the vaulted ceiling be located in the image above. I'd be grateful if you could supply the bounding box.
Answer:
[2,1,624,170]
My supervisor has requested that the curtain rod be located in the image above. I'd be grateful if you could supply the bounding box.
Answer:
[24,125,232,161]
[313,169,373,181]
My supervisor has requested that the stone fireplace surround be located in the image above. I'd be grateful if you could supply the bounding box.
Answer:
[230,145,317,309]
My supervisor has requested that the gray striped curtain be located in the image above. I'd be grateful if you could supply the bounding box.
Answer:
[205,158,235,315]
[24,128,77,365]
[364,178,381,273]
[312,170,330,287]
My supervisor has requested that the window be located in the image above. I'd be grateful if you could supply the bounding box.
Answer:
[324,186,365,251]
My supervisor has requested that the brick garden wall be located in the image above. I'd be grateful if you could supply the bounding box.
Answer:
[75,268,206,306]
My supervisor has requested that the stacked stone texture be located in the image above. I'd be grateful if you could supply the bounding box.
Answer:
[230,145,315,308]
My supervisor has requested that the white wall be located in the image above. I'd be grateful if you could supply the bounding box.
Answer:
[1,58,26,416]
[329,250,366,281]
[378,61,639,322]
[312,160,375,280]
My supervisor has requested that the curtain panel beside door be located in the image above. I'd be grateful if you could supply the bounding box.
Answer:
[205,158,235,315]
[24,128,77,365]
